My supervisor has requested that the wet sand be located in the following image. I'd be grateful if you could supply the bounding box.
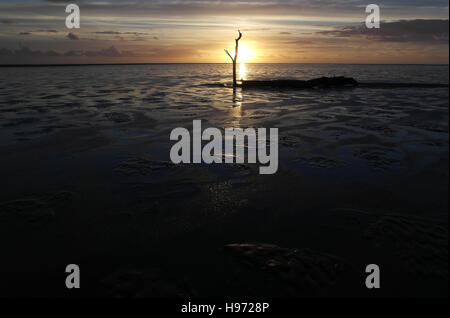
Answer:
[0,65,448,297]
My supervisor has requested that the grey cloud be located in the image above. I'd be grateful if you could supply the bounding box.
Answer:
[241,28,271,32]
[93,31,122,35]
[0,19,17,24]
[318,19,449,44]
[124,32,148,35]
[44,0,83,2]
[0,45,135,58]
[0,46,59,57]
[66,32,80,40]
[9,1,444,21]
[36,29,58,33]
[93,31,148,35]
[85,46,122,57]
[40,0,450,8]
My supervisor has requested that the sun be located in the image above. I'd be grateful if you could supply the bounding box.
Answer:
[237,43,254,63]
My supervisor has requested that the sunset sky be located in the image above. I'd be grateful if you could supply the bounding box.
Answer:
[0,0,448,64]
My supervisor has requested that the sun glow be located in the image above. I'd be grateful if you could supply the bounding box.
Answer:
[237,43,254,63]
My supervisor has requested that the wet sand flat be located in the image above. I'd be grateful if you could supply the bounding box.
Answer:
[0,64,448,297]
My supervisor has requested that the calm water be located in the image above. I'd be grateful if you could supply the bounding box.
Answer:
[0,63,448,146]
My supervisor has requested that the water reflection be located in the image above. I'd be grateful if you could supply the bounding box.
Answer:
[239,63,247,80]
[232,88,242,108]
[230,88,243,127]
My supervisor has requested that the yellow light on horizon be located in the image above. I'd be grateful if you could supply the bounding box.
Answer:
[237,43,254,63]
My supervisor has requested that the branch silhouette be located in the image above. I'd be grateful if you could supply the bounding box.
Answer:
[224,49,233,61]
[224,30,242,87]
[236,30,242,42]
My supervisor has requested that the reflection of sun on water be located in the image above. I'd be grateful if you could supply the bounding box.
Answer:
[237,44,253,80]
[239,63,247,80]
[227,42,252,126]
[232,89,242,108]
[230,89,243,127]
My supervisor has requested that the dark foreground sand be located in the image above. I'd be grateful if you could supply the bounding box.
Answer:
[0,119,448,298]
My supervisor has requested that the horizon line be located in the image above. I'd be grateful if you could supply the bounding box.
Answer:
[1,62,449,67]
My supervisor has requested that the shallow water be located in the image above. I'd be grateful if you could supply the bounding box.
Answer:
[0,64,448,173]
[0,63,448,186]
[0,63,448,142]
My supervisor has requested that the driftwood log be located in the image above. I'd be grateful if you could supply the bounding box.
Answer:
[240,76,357,89]
[238,76,448,90]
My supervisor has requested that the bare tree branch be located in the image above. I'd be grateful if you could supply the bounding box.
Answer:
[234,30,241,65]
[224,49,234,62]
[236,30,242,42]
[224,30,243,87]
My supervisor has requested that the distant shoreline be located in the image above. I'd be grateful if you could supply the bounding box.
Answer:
[0,63,449,67]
